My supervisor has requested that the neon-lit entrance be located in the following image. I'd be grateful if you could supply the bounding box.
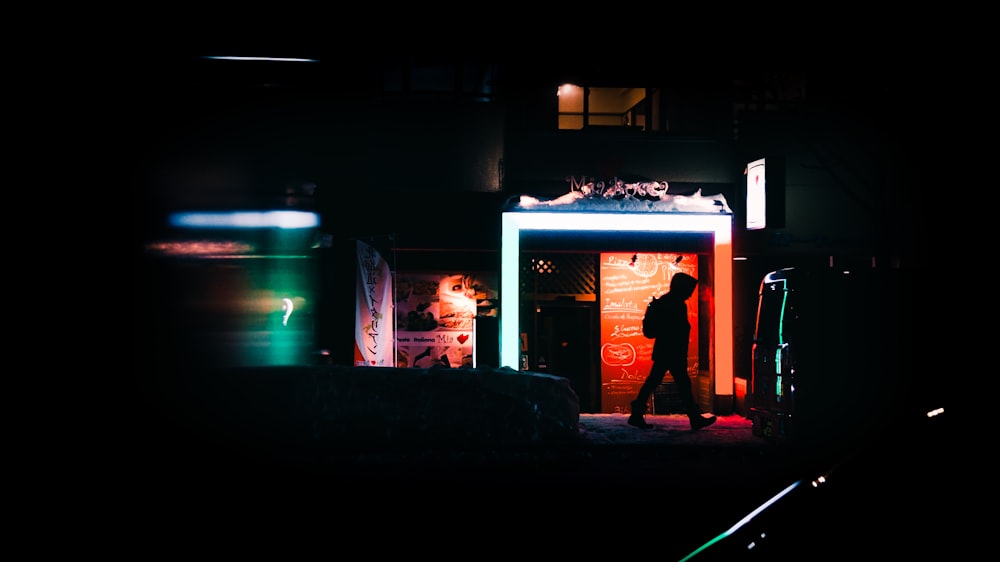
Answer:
[500,192,734,412]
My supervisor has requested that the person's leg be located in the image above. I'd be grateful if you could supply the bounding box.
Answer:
[628,362,666,428]
[668,362,698,414]
[670,363,716,430]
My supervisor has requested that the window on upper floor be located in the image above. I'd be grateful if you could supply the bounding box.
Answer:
[557,85,658,131]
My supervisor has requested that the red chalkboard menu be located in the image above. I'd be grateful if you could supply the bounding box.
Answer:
[599,252,698,413]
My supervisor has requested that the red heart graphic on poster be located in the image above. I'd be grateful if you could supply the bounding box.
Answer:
[371,360,376,365]
[457,334,469,344]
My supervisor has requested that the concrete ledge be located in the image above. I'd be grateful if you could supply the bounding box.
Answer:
[160,365,581,461]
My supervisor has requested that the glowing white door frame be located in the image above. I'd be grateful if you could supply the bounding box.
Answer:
[500,211,734,400]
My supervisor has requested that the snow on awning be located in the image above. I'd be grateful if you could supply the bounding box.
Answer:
[504,182,732,215]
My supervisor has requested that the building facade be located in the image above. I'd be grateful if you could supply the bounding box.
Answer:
[132,54,919,414]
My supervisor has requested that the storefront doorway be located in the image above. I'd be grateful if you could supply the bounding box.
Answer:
[528,302,598,413]
[500,197,735,414]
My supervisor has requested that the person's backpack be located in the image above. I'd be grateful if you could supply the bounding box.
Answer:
[642,296,665,339]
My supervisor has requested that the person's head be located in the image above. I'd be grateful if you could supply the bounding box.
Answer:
[669,272,698,299]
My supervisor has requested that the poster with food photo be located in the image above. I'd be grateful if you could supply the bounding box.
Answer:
[393,272,494,369]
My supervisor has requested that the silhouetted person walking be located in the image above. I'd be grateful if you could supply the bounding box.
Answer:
[629,272,717,430]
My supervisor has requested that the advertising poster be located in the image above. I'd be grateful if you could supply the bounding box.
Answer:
[394,272,497,369]
[355,240,395,366]
[599,252,698,413]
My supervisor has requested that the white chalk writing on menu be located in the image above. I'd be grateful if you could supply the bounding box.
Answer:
[598,252,698,412]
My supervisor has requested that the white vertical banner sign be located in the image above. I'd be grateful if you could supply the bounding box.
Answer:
[355,240,395,366]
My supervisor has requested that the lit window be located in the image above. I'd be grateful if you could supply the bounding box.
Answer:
[558,84,651,131]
